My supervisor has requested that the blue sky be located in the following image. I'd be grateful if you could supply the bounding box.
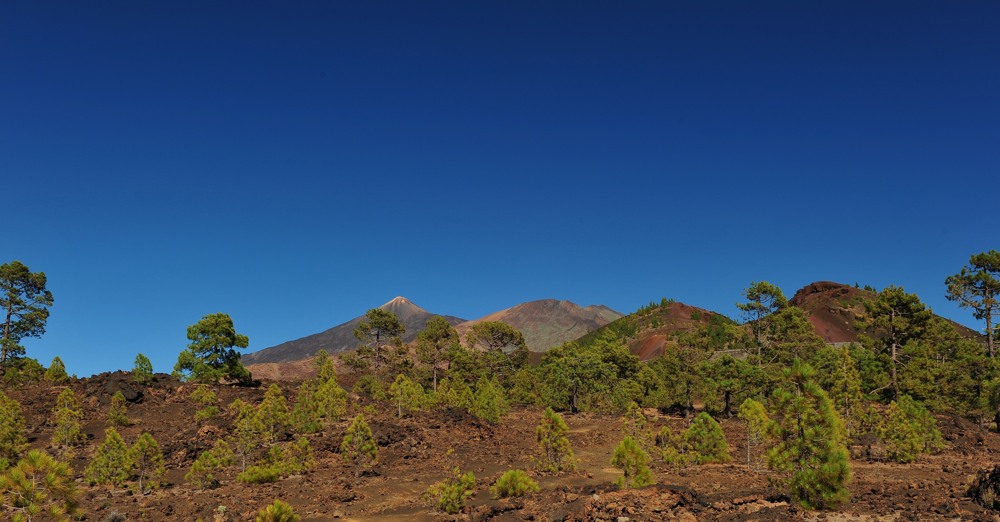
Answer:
[3,1,997,377]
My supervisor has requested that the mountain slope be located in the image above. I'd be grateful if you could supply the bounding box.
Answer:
[242,297,464,365]
[455,299,623,352]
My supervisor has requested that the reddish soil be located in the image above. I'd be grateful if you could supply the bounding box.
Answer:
[5,373,1000,521]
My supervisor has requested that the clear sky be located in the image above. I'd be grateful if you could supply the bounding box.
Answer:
[3,1,997,377]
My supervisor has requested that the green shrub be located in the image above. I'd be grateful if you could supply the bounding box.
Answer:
[426,468,476,514]
[255,499,300,522]
[237,463,282,484]
[684,412,731,464]
[44,356,69,384]
[490,469,539,498]
[106,391,131,427]
[535,407,575,472]
[611,435,653,489]
[132,353,154,385]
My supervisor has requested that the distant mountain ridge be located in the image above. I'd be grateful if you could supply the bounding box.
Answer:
[455,299,624,352]
[242,296,622,366]
[241,297,465,365]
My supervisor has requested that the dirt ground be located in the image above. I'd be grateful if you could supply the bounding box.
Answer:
[5,372,1000,521]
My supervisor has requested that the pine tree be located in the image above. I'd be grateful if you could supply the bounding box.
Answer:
[107,391,131,427]
[656,425,687,467]
[610,435,653,489]
[129,432,166,494]
[258,384,292,445]
[0,392,27,471]
[255,499,300,522]
[190,385,220,421]
[684,412,731,464]
[622,401,646,438]
[828,346,865,440]
[737,398,769,470]
[388,373,426,417]
[766,359,851,510]
[132,353,154,385]
[470,377,508,424]
[43,356,69,384]
[341,414,377,477]
[85,428,134,487]
[535,407,576,472]
[185,439,233,489]
[50,388,84,458]
[229,399,265,472]
[0,450,82,522]
[879,395,945,463]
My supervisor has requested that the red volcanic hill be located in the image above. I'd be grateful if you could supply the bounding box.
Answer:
[455,299,623,353]
[789,281,874,343]
[573,300,735,360]
[790,281,981,343]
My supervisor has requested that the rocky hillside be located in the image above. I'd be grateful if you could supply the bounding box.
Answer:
[242,297,464,365]
[455,299,623,352]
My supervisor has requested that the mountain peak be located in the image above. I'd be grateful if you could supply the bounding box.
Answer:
[378,296,433,319]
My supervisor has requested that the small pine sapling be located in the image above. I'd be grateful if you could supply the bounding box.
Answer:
[684,412,731,464]
[50,388,85,458]
[258,384,292,445]
[490,469,539,498]
[470,377,508,424]
[425,468,476,514]
[656,425,688,468]
[611,435,653,489]
[535,407,576,472]
[107,391,132,427]
[255,499,300,522]
[85,428,134,487]
[185,439,234,489]
[738,398,769,470]
[766,360,851,510]
[44,356,69,384]
[0,391,27,471]
[388,373,426,418]
[879,395,945,463]
[341,414,377,477]
[132,353,154,385]
[128,432,166,494]
[229,399,265,472]
[0,449,83,522]
[190,385,220,421]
